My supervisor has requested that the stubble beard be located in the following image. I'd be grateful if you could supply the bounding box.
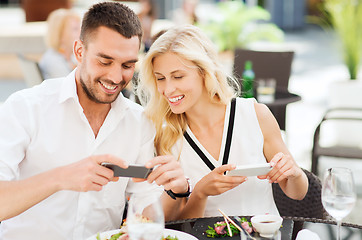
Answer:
[79,75,122,104]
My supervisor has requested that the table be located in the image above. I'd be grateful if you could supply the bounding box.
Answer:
[165,216,362,240]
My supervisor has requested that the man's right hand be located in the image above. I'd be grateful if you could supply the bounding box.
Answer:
[56,154,128,192]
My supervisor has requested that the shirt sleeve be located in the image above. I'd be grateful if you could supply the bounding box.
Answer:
[0,92,32,180]
[125,114,163,197]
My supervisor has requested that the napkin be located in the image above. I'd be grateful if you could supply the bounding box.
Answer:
[296,229,321,240]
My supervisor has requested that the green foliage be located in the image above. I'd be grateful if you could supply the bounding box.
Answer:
[324,0,362,80]
[197,1,284,52]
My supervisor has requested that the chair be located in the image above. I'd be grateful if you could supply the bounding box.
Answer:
[311,108,362,175]
[233,49,294,131]
[272,169,328,220]
[17,53,44,87]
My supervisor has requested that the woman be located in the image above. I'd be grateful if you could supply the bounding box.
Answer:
[39,8,81,79]
[137,25,308,219]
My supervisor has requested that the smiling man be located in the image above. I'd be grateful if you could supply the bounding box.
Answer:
[0,2,189,240]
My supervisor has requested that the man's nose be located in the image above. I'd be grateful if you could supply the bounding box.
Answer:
[108,66,123,84]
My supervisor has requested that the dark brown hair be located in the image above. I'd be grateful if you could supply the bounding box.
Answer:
[80,2,142,47]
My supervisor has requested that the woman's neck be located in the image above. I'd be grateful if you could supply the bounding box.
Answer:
[185,100,227,133]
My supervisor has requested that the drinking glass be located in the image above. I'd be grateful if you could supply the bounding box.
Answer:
[322,167,356,240]
[126,193,164,240]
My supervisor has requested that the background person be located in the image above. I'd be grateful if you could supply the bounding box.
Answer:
[0,3,188,239]
[39,8,81,79]
[137,0,158,52]
[137,25,308,219]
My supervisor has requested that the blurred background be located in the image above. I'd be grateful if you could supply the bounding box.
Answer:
[1,0,362,225]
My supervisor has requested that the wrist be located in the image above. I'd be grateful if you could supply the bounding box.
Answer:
[165,177,192,200]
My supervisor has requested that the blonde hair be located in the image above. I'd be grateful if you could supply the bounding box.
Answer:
[137,25,239,156]
[45,9,80,51]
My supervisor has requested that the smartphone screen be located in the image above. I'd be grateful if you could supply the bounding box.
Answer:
[101,163,153,179]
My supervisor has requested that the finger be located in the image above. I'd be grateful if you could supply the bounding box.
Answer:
[214,164,236,174]
[270,152,284,166]
[145,155,174,168]
[132,178,147,182]
[96,154,129,168]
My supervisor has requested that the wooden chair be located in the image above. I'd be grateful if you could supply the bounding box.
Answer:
[17,53,44,87]
[311,108,362,175]
[233,48,294,131]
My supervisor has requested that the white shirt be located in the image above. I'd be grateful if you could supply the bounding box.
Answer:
[173,97,279,217]
[0,70,162,240]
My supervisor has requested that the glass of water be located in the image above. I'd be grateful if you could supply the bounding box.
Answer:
[127,193,164,240]
[322,167,356,240]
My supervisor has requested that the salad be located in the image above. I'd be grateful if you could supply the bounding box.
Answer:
[96,231,178,240]
[205,217,253,238]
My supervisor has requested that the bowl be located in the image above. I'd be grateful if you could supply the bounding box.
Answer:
[250,214,283,238]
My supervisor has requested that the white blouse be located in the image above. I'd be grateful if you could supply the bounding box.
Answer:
[173,97,279,217]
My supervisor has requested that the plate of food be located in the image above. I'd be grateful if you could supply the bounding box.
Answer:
[87,228,198,240]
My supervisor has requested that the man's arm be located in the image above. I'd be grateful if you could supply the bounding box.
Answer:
[0,155,127,221]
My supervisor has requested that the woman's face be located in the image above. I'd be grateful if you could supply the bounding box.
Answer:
[62,16,81,51]
[153,52,206,114]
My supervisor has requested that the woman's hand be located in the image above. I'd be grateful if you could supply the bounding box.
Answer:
[193,164,247,199]
[258,152,303,183]
[145,155,188,194]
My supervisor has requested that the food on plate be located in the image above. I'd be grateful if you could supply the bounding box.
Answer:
[96,231,179,240]
[205,217,253,238]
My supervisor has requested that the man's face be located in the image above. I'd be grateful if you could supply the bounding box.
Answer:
[74,26,139,104]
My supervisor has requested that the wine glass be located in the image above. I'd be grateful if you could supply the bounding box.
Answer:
[322,167,356,240]
[126,193,165,240]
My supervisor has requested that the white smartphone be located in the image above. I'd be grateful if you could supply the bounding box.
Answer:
[101,163,153,179]
[226,163,273,177]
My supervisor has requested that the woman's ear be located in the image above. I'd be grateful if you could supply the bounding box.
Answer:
[73,40,83,63]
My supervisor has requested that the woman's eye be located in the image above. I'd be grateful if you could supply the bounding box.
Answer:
[174,76,183,79]
[156,77,165,81]
[99,61,111,66]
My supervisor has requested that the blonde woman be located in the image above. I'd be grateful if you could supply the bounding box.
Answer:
[39,8,81,79]
[137,25,308,219]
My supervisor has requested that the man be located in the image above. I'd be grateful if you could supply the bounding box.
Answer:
[0,2,189,239]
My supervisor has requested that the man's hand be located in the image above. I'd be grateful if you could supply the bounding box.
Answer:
[57,154,128,192]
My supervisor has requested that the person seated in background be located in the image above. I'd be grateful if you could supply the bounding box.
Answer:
[137,0,158,52]
[137,24,309,219]
[39,8,81,79]
[172,0,198,25]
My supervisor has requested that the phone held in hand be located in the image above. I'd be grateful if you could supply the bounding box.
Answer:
[101,163,153,179]
[226,163,273,177]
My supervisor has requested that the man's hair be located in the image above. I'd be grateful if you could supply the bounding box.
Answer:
[80,2,142,46]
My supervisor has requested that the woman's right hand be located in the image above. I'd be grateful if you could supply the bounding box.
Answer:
[193,164,247,199]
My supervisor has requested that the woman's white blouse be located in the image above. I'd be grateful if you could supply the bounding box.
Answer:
[173,97,279,217]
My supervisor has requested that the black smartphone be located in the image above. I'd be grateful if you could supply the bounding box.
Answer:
[101,163,153,179]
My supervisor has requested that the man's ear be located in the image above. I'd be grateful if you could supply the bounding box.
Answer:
[73,40,83,63]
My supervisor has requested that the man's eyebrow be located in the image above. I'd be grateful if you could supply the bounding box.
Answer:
[97,53,113,60]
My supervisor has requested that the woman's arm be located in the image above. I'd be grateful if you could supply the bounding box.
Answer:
[176,164,247,219]
[254,102,308,200]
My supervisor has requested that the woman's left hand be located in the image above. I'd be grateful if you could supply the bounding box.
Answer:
[258,152,303,183]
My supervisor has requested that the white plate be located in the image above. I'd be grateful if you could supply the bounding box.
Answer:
[87,228,198,240]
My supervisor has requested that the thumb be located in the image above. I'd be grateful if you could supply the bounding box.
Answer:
[214,164,236,174]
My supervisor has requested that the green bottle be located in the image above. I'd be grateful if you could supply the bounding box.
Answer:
[242,60,255,98]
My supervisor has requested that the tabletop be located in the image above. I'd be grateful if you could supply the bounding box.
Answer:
[165,216,362,240]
